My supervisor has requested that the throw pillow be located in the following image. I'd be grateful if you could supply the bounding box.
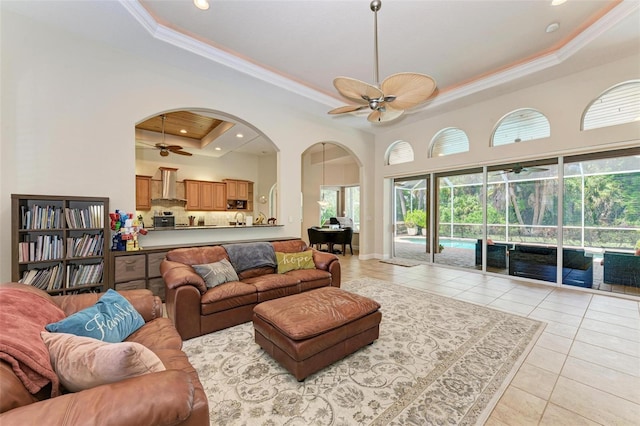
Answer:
[193,259,239,288]
[45,289,144,343]
[276,250,315,274]
[41,332,165,392]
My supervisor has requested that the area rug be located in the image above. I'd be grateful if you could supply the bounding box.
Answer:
[183,277,545,425]
[379,258,422,267]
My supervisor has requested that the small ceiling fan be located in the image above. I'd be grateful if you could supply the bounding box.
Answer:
[498,163,549,175]
[154,143,192,157]
[154,115,192,157]
[328,0,437,123]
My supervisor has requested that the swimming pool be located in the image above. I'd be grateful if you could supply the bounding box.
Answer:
[396,237,477,250]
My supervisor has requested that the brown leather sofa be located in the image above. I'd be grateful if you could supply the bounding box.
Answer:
[161,239,341,340]
[0,283,209,426]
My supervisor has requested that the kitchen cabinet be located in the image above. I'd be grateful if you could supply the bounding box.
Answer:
[135,175,152,210]
[212,182,227,210]
[224,179,249,200]
[185,179,227,211]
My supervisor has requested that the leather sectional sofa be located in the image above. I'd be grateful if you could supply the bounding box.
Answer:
[161,239,341,340]
[0,283,208,425]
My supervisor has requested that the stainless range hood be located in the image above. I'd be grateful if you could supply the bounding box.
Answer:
[151,167,186,202]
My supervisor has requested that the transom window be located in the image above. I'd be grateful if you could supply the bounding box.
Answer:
[430,127,470,157]
[582,80,640,131]
[386,141,414,165]
[492,108,550,147]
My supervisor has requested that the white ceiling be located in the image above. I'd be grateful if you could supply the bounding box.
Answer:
[4,0,639,156]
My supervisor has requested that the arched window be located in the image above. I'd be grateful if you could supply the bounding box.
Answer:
[491,108,550,147]
[386,141,414,165]
[429,127,470,157]
[582,80,640,130]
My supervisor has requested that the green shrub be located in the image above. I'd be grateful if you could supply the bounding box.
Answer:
[404,210,427,229]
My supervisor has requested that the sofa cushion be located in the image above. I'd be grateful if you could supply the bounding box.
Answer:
[41,332,165,392]
[193,259,239,288]
[126,318,183,352]
[242,273,300,292]
[276,250,315,274]
[45,289,144,343]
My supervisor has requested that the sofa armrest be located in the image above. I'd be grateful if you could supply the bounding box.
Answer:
[0,370,203,426]
[161,260,207,294]
[53,290,163,323]
[312,250,341,287]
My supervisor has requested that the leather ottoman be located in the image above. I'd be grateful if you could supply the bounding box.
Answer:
[252,286,381,381]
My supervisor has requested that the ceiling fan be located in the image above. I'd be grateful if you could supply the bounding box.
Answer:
[498,163,549,175]
[328,0,437,123]
[154,115,192,157]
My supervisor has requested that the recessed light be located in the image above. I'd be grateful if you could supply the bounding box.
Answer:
[551,0,567,6]
[236,133,244,138]
[179,129,187,134]
[194,0,209,11]
[546,22,560,33]
[215,147,221,151]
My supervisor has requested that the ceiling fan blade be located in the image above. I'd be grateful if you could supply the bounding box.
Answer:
[172,150,192,156]
[524,166,549,172]
[328,105,369,115]
[367,106,404,123]
[381,73,437,110]
[166,145,184,151]
[333,77,383,104]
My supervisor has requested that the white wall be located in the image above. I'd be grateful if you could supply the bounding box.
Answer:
[0,9,373,281]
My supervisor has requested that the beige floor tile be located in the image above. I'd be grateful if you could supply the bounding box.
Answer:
[525,346,567,374]
[437,279,478,291]
[545,290,593,308]
[488,299,536,316]
[466,285,507,298]
[535,332,574,354]
[551,376,640,425]
[528,307,583,328]
[569,340,640,377]
[537,299,588,317]
[483,415,510,426]
[539,403,600,426]
[580,318,640,343]
[588,302,640,319]
[417,283,463,297]
[575,327,640,358]
[491,386,547,425]
[542,321,579,339]
[584,309,640,330]
[510,362,559,400]
[497,292,544,307]
[591,293,640,310]
[561,356,640,404]
[453,291,497,305]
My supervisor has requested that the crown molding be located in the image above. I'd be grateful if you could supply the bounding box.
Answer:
[120,0,637,114]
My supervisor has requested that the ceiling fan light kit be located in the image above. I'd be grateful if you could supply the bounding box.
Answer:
[329,0,437,123]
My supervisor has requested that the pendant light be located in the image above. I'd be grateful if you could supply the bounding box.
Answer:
[317,143,329,208]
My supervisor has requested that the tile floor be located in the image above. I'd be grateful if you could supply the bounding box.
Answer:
[339,253,640,425]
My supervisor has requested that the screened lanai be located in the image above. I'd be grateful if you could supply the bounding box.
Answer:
[392,149,640,295]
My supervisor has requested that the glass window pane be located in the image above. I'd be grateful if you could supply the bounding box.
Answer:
[492,109,550,146]
[582,80,640,130]
[430,127,470,157]
[387,141,414,165]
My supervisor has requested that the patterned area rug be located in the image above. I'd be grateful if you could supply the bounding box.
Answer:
[379,258,423,267]
[183,277,545,425]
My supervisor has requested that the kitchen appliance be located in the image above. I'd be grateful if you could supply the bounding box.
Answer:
[153,215,175,228]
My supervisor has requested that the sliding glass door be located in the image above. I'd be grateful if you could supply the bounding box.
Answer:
[392,175,429,261]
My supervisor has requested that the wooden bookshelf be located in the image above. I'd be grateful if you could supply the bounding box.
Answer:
[11,194,110,295]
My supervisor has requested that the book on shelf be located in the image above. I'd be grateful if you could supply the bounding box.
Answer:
[64,205,104,229]
[21,204,63,230]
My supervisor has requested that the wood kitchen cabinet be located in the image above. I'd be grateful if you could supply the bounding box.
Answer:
[224,179,249,200]
[185,179,226,211]
[135,175,152,210]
